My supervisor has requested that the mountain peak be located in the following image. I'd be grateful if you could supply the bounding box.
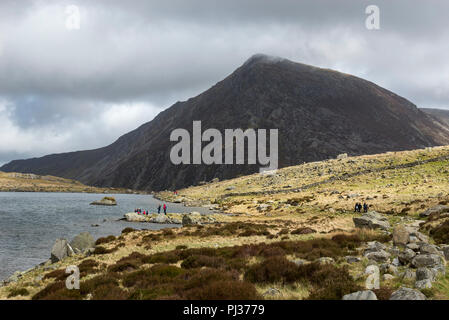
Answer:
[2,56,449,191]
[243,54,286,66]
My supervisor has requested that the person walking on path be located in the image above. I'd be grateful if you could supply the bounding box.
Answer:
[158,205,161,214]
[163,204,167,215]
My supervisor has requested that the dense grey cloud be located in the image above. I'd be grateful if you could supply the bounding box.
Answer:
[0,0,448,165]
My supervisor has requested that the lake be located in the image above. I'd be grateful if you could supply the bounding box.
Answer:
[0,192,209,281]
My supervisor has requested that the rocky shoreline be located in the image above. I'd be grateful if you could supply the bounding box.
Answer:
[123,211,226,225]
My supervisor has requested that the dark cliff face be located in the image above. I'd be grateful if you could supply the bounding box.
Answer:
[3,54,449,191]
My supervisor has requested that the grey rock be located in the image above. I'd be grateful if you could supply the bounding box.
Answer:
[365,250,390,263]
[70,232,95,253]
[398,248,416,265]
[406,243,420,252]
[153,215,171,224]
[380,263,398,275]
[416,267,435,282]
[420,243,440,255]
[390,287,426,300]
[411,254,445,268]
[401,269,417,281]
[392,257,401,267]
[364,241,387,255]
[415,279,432,290]
[383,274,395,281]
[345,256,361,264]
[414,232,429,243]
[50,239,74,263]
[342,290,377,300]
[393,225,410,247]
[388,247,401,256]
[353,212,390,231]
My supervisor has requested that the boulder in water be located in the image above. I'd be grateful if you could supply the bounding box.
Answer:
[90,197,117,206]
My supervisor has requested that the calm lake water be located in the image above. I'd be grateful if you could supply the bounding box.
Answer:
[0,192,209,281]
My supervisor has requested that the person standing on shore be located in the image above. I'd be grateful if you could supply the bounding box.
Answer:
[158,205,161,214]
[163,204,167,215]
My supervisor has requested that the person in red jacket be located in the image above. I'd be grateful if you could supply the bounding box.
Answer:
[163,204,167,215]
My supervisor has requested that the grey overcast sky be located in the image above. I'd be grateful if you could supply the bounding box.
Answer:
[0,0,448,165]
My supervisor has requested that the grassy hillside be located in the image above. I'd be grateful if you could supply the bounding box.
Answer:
[0,171,132,194]
[2,146,449,300]
[160,145,449,226]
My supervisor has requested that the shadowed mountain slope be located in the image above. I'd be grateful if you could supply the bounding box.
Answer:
[3,54,449,191]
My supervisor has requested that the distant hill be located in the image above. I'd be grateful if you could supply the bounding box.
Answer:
[2,54,449,191]
[0,171,127,193]
[422,108,449,128]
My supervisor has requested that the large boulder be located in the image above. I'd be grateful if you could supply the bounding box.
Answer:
[419,243,440,255]
[125,212,148,222]
[365,250,390,263]
[50,239,74,263]
[353,211,390,231]
[70,232,95,253]
[389,287,426,300]
[411,254,445,269]
[342,290,377,300]
[365,265,380,290]
[393,225,410,247]
[416,267,436,282]
[152,215,172,224]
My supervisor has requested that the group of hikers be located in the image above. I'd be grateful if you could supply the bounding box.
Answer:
[134,204,167,216]
[354,202,369,213]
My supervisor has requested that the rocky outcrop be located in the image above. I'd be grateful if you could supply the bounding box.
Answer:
[353,211,390,231]
[124,212,220,225]
[90,197,117,206]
